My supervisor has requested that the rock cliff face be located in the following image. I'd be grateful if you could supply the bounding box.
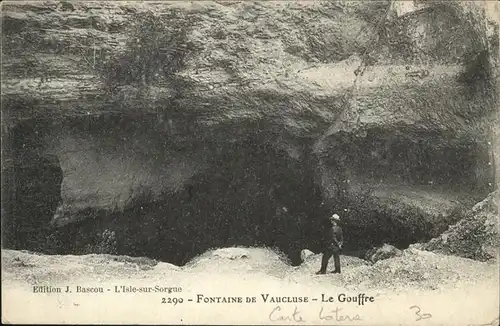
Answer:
[416,191,500,262]
[1,1,498,265]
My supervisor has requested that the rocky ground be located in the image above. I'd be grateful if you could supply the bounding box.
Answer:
[2,246,498,325]
[2,192,499,324]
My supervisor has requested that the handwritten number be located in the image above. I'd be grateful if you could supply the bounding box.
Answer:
[410,305,432,321]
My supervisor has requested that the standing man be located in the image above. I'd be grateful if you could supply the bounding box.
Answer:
[316,213,343,274]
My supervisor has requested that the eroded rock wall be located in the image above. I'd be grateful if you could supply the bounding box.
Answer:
[45,118,209,224]
[416,191,500,262]
[1,0,498,262]
[312,0,498,247]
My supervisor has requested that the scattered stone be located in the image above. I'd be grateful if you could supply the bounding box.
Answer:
[211,247,251,260]
[366,244,403,264]
[300,249,315,262]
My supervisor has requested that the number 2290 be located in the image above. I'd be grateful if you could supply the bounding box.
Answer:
[162,297,183,305]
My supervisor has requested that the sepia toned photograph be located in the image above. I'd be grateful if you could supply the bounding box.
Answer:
[1,0,499,324]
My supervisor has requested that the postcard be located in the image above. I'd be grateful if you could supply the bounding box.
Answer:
[2,1,499,325]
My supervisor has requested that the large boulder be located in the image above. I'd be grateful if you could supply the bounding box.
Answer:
[365,243,403,264]
[300,249,315,262]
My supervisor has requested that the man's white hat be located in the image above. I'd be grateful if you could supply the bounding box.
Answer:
[331,214,340,221]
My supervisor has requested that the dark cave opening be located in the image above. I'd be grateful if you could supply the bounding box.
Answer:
[3,117,495,267]
[46,133,328,266]
[2,121,63,251]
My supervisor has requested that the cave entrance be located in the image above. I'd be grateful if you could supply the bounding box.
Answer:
[13,117,328,266]
[2,121,63,252]
[146,135,326,266]
[51,126,451,266]
[33,120,492,267]
[62,132,328,267]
